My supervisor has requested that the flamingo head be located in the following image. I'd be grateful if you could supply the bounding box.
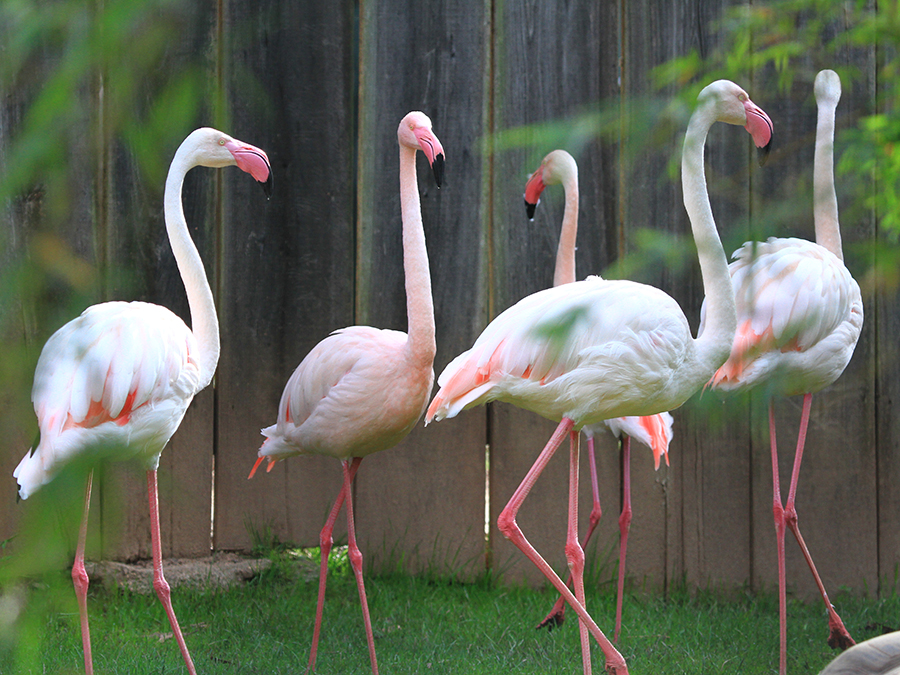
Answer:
[399,111,445,187]
[700,81,774,167]
[524,149,577,220]
[187,128,273,198]
[814,69,841,109]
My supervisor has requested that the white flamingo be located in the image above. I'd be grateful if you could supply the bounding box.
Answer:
[523,149,674,641]
[249,111,443,675]
[702,69,861,674]
[14,127,272,675]
[426,80,772,675]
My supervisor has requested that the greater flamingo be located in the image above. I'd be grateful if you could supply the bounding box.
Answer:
[249,111,443,675]
[13,127,272,675]
[426,80,772,675]
[523,149,674,640]
[702,69,861,674]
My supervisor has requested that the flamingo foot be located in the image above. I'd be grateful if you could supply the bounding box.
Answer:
[827,616,855,651]
[536,597,567,630]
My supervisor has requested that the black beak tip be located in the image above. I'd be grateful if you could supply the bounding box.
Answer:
[261,172,274,199]
[432,154,444,188]
[525,200,536,220]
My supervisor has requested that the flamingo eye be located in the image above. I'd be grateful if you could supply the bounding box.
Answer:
[219,139,226,146]
[738,93,747,102]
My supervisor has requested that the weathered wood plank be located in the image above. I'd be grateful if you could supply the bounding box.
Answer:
[213,0,358,551]
[352,0,491,579]
[486,0,615,589]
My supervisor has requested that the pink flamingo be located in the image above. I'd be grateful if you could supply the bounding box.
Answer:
[426,80,772,675]
[523,149,674,640]
[249,111,443,675]
[702,69,860,674]
[13,128,272,675]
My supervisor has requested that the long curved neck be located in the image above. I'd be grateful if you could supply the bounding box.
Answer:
[682,109,736,368]
[398,143,436,369]
[814,95,842,260]
[552,174,579,286]
[164,146,219,390]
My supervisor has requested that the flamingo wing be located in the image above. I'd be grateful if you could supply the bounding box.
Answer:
[706,237,861,388]
[596,412,674,470]
[427,276,690,424]
[16,301,199,498]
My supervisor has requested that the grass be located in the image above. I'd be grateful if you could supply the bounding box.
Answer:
[1,548,897,675]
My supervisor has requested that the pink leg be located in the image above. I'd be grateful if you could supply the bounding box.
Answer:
[498,418,628,675]
[538,434,603,630]
[342,459,379,675]
[307,457,362,674]
[614,436,632,643]
[566,430,592,671]
[147,470,197,675]
[782,394,854,651]
[770,401,788,675]
[73,471,94,675]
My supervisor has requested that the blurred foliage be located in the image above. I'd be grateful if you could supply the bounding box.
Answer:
[0,0,216,663]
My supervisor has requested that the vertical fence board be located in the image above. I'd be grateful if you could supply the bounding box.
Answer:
[353,0,490,579]
[214,1,358,552]
[487,0,616,589]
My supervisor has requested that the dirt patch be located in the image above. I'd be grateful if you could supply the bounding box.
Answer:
[84,552,316,594]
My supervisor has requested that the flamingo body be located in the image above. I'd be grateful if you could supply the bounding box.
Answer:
[428,276,700,428]
[708,236,862,395]
[587,412,674,470]
[15,301,200,499]
[259,325,433,463]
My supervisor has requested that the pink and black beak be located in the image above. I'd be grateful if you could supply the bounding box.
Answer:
[524,167,546,220]
[226,140,274,198]
[743,99,774,167]
[413,126,445,187]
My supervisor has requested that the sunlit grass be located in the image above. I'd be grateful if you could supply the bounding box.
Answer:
[1,547,896,675]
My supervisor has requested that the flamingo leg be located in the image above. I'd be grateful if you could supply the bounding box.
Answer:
[782,394,855,651]
[73,470,94,675]
[614,436,632,643]
[538,433,603,631]
[147,470,197,675]
[497,418,628,675]
[307,457,362,674]
[567,430,592,671]
[770,400,788,675]
[341,459,379,675]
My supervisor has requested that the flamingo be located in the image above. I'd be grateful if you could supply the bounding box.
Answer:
[426,80,772,675]
[523,149,674,640]
[248,111,443,675]
[13,127,273,675]
[701,69,861,674]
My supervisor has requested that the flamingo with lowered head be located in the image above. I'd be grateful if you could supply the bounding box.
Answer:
[702,69,861,675]
[14,127,272,675]
[249,111,443,675]
[523,149,674,641]
[426,80,772,675]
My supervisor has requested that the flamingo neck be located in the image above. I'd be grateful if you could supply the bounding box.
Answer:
[398,143,436,369]
[164,143,219,390]
[553,173,579,287]
[682,109,736,370]
[814,94,842,260]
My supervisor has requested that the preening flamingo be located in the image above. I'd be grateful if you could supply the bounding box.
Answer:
[701,69,861,675]
[249,111,443,675]
[523,149,674,640]
[426,80,772,675]
[13,127,272,675]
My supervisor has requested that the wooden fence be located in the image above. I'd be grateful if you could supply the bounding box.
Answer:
[0,0,895,603]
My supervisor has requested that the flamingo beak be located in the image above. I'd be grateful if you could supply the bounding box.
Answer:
[743,100,774,167]
[226,140,274,198]
[413,127,445,188]
[524,168,546,220]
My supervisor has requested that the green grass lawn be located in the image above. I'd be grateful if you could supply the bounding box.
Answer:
[2,549,897,675]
